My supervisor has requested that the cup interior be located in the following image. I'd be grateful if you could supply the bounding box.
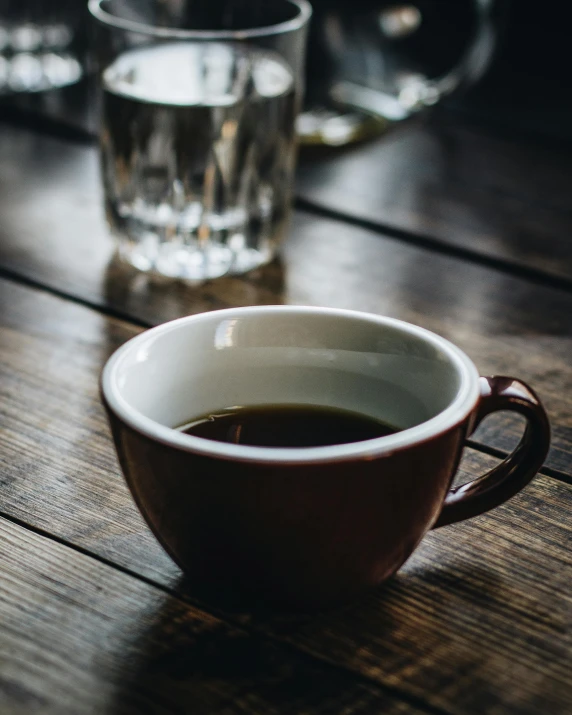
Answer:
[103,307,479,460]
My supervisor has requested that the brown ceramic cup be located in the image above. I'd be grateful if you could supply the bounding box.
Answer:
[101,306,550,610]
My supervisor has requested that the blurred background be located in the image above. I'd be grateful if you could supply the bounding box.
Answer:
[0,0,568,144]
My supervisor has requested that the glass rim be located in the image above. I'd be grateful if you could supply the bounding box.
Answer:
[88,0,312,40]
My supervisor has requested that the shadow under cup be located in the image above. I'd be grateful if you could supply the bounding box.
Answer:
[102,307,488,610]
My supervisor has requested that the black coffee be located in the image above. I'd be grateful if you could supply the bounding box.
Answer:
[178,405,400,448]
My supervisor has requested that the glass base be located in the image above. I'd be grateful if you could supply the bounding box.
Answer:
[297,106,390,146]
[116,235,275,283]
[0,52,82,95]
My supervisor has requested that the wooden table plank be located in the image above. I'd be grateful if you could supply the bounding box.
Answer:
[297,114,572,284]
[1,278,571,714]
[0,517,422,715]
[4,89,572,287]
[1,126,571,473]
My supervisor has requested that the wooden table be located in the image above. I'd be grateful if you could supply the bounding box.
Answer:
[1,91,571,714]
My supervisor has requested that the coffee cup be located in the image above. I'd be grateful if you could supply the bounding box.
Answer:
[101,306,550,610]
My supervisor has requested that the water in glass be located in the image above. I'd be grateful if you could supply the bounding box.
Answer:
[101,41,297,280]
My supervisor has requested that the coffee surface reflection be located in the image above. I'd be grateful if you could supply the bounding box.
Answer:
[179,405,400,448]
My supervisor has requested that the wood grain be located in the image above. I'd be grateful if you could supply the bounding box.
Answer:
[273,449,572,715]
[0,517,422,715]
[0,126,571,473]
[297,114,572,283]
[1,278,571,714]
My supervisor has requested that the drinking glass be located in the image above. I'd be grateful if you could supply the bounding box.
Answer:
[0,0,84,95]
[89,0,311,282]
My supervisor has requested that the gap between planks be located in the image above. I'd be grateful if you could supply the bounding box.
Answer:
[294,198,572,296]
[2,109,572,295]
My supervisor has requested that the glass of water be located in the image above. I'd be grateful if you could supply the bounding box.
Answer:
[89,0,311,282]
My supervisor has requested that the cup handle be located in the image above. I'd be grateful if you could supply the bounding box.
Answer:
[433,376,551,529]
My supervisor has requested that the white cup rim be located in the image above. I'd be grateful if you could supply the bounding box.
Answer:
[101,306,480,464]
